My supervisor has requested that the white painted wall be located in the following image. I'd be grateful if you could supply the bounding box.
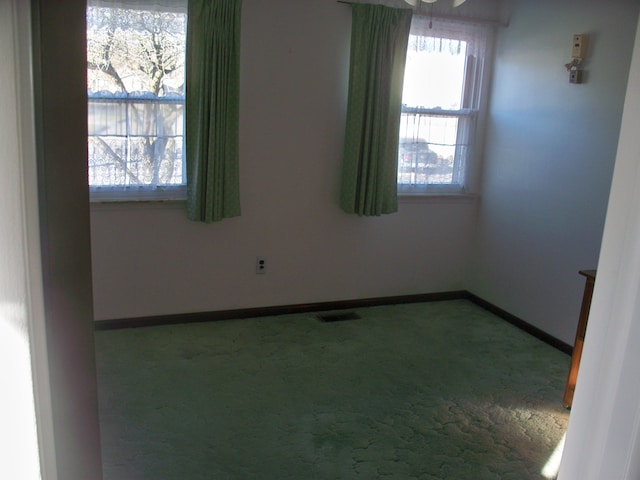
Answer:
[90,0,639,342]
[90,0,478,321]
[1,2,45,478]
[559,11,640,479]
[468,0,639,344]
[0,1,53,478]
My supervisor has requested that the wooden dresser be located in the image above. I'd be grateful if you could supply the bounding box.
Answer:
[563,269,596,408]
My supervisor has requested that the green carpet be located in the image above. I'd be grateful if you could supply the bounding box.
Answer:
[94,300,570,479]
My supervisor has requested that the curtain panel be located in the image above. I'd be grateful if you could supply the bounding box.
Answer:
[340,4,412,216]
[186,0,242,223]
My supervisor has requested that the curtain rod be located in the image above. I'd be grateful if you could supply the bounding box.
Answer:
[336,1,509,27]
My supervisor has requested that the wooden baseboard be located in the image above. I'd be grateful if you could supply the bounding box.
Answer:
[466,293,572,355]
[94,290,469,331]
[94,290,572,355]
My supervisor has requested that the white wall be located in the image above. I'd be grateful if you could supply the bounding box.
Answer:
[468,0,639,344]
[90,0,478,321]
[91,0,639,337]
[559,12,640,479]
[0,2,48,478]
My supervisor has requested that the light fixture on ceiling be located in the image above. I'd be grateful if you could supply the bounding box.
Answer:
[403,0,468,7]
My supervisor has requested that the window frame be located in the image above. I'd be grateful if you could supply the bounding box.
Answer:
[86,1,188,203]
[397,17,491,197]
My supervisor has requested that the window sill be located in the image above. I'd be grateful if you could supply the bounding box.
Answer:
[398,192,479,204]
[90,186,187,204]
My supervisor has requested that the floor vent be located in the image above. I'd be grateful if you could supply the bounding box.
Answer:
[317,311,361,323]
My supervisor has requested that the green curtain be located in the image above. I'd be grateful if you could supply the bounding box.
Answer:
[186,0,242,223]
[340,4,412,216]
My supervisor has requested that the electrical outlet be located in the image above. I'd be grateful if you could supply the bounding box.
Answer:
[256,257,266,275]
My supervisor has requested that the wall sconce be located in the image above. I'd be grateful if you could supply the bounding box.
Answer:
[565,34,588,84]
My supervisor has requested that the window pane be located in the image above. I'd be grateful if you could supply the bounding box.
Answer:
[87,6,186,191]
[398,113,469,186]
[88,100,184,186]
[87,7,186,96]
[402,36,467,110]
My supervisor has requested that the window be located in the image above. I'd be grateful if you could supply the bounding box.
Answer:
[86,1,187,201]
[398,17,490,194]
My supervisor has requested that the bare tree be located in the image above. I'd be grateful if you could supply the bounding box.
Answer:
[87,7,185,95]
